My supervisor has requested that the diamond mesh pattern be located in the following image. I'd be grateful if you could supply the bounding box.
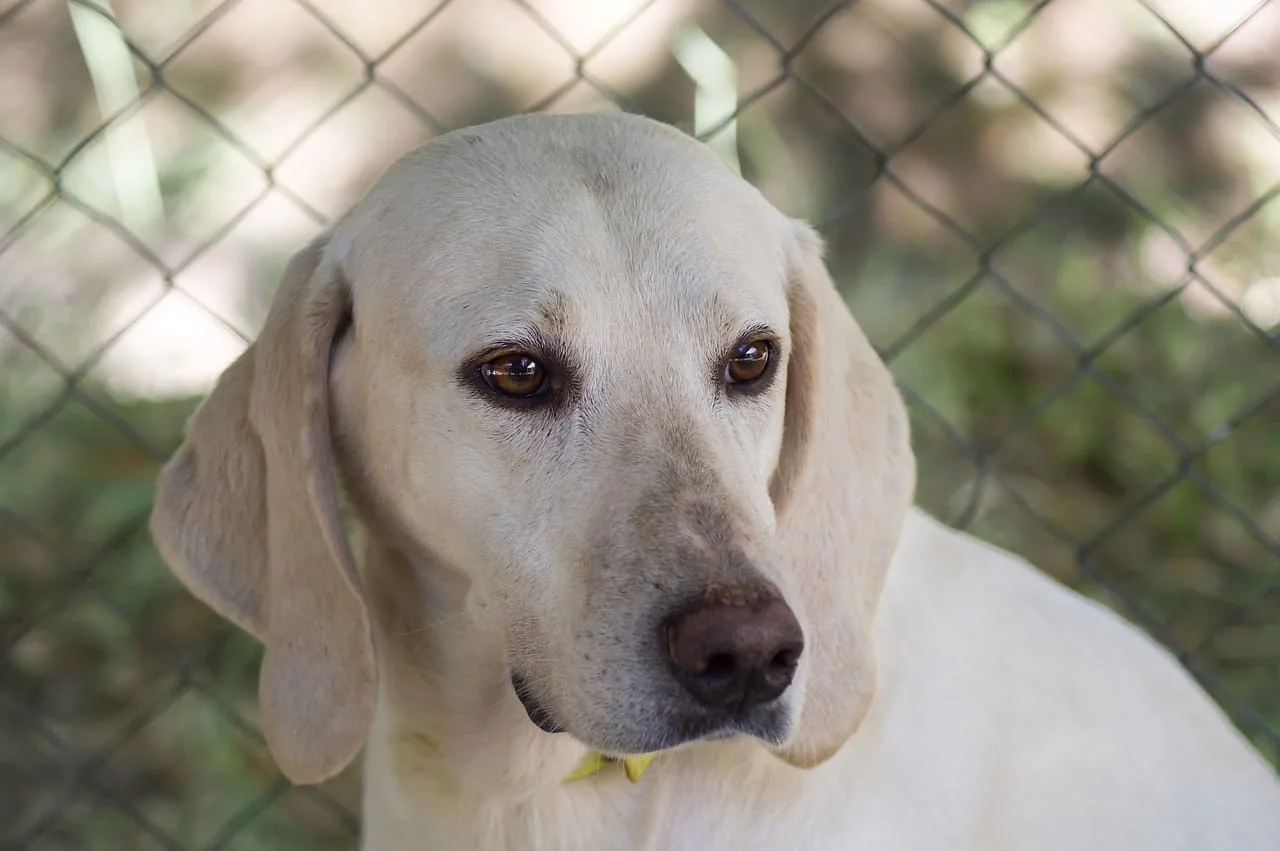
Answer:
[2,0,1277,846]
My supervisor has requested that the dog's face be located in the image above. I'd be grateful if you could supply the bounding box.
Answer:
[149,114,916,783]
[334,123,800,755]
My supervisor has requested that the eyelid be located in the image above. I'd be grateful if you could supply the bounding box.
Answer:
[727,327,780,362]
[471,338,548,364]
[465,332,558,374]
[458,333,580,410]
[736,322,777,344]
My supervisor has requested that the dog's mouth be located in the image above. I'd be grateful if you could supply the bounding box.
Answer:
[509,671,792,751]
[511,673,566,735]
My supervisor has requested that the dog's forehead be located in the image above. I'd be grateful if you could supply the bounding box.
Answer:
[338,115,790,355]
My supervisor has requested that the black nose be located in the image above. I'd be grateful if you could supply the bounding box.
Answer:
[665,598,803,712]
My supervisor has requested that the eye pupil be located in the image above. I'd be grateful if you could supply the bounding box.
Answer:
[482,353,548,398]
[725,340,771,385]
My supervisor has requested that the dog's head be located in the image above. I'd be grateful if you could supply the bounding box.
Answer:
[149,113,916,784]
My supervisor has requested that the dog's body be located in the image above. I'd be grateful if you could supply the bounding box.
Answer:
[360,508,1280,851]
[150,113,1280,850]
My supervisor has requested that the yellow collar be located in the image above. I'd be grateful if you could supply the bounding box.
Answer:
[564,751,658,784]
[404,731,657,785]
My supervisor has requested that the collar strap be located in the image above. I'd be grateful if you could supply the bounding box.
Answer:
[404,731,657,785]
[565,751,657,784]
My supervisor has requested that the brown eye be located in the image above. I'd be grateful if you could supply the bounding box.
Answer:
[480,353,548,398]
[724,340,772,386]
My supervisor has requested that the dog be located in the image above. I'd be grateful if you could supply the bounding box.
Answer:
[149,113,1280,850]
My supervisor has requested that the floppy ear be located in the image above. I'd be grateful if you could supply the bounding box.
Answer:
[149,234,376,784]
[769,221,916,768]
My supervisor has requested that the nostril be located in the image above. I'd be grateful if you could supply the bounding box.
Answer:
[769,645,800,674]
[701,652,737,680]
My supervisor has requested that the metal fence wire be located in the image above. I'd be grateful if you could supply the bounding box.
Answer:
[2,0,1279,847]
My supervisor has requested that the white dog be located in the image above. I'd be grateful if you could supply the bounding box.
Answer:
[150,113,1280,850]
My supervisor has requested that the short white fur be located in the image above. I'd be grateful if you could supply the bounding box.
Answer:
[150,113,1280,851]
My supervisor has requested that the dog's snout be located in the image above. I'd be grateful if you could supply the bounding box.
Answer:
[665,597,803,712]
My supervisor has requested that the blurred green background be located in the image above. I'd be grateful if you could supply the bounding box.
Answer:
[2,0,1278,848]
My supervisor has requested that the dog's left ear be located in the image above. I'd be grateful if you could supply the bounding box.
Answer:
[768,220,917,768]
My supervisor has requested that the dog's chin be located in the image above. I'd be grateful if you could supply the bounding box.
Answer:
[509,673,792,753]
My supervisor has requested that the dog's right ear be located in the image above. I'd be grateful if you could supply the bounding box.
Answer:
[149,234,376,784]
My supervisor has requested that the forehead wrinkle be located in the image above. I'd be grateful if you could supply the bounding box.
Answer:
[458,285,578,348]
[377,149,786,367]
[605,229,784,351]
[704,290,775,342]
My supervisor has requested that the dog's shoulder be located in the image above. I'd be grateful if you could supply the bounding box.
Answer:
[861,507,1280,850]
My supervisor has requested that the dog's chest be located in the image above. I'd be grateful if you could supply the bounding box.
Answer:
[365,791,821,851]
[362,762,891,851]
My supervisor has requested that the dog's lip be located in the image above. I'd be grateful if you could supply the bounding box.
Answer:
[510,673,565,735]
[509,673,791,748]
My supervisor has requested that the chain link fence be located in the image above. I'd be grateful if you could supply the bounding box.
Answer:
[2,0,1278,847]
